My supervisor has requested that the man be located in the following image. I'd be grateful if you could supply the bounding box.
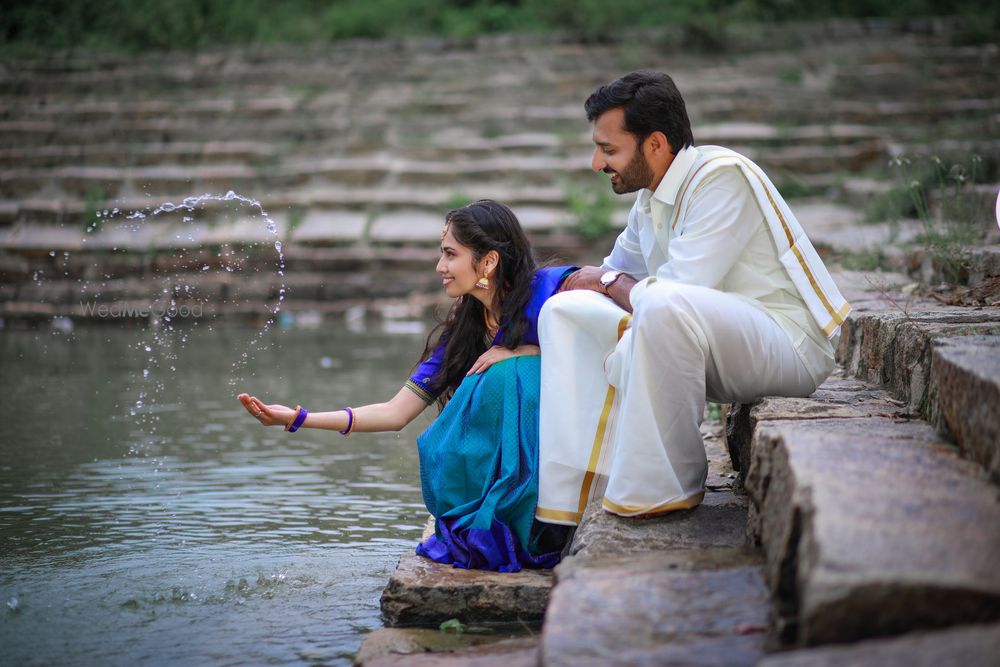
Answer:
[534,70,849,524]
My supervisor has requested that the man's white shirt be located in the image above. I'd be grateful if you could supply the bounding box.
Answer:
[601,145,836,385]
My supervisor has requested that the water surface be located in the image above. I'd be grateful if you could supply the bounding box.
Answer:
[0,322,433,666]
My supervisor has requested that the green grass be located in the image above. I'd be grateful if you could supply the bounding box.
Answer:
[564,175,617,241]
[4,0,998,58]
[883,153,994,284]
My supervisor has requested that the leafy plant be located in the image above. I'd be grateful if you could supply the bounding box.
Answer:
[889,153,992,285]
[565,178,617,240]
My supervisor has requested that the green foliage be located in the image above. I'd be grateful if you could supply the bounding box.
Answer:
[565,177,617,241]
[439,618,466,634]
[886,153,993,284]
[3,0,998,56]
[444,191,472,211]
[83,185,106,233]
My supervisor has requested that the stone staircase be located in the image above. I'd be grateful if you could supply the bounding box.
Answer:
[360,272,1000,666]
[2,21,998,325]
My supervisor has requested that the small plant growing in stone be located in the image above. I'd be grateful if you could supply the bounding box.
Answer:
[889,153,991,285]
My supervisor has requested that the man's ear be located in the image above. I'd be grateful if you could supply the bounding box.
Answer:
[644,131,674,158]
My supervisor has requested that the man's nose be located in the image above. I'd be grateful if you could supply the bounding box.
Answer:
[591,148,605,172]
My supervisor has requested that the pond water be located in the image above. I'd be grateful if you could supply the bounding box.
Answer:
[0,322,435,666]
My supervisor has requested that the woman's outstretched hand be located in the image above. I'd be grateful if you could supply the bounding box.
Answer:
[237,393,296,427]
[467,345,540,375]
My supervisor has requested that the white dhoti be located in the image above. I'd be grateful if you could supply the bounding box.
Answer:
[535,281,816,524]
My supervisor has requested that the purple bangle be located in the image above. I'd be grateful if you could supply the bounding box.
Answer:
[287,406,308,433]
[339,407,354,436]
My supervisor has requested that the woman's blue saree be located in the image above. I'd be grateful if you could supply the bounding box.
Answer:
[415,355,561,572]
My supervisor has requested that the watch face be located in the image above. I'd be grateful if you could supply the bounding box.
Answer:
[600,271,619,286]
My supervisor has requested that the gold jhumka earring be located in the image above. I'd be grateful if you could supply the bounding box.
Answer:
[475,275,490,290]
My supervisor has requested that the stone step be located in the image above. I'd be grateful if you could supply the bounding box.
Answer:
[540,549,770,667]
[836,307,1000,414]
[0,156,601,198]
[357,630,538,667]
[743,410,1000,645]
[0,124,890,172]
[758,621,1000,667]
[538,420,771,666]
[0,183,588,225]
[0,140,892,204]
[0,141,282,169]
[930,335,1000,484]
[379,519,554,627]
[724,372,912,486]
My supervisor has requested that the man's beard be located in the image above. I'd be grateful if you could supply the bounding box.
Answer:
[605,149,654,194]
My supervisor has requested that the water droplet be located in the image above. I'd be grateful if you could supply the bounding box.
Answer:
[201,265,210,271]
[143,368,149,378]
[144,345,152,352]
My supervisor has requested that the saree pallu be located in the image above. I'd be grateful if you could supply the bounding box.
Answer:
[416,355,561,572]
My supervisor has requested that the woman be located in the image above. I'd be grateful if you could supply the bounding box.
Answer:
[238,200,574,572]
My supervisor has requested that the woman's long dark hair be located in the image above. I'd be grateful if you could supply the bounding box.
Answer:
[420,199,537,410]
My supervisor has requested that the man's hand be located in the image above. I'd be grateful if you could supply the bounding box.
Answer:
[558,266,606,293]
[560,265,636,313]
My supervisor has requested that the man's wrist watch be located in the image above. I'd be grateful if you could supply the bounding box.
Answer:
[599,270,624,294]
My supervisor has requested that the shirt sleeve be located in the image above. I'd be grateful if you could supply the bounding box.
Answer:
[600,199,649,280]
[405,338,446,404]
[655,166,763,288]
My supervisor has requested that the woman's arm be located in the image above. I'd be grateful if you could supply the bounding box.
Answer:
[237,386,429,433]
[465,344,539,376]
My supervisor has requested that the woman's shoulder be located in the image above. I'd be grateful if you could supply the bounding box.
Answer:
[532,265,576,295]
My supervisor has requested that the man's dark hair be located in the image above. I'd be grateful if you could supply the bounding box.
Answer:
[585,70,694,152]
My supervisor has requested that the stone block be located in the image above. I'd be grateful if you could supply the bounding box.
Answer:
[289,210,366,244]
[967,244,1000,290]
[380,551,553,627]
[541,550,769,667]
[725,378,908,483]
[930,336,1000,483]
[567,491,749,563]
[369,211,446,244]
[356,628,534,666]
[746,417,1000,645]
[758,621,1000,667]
[836,309,1000,412]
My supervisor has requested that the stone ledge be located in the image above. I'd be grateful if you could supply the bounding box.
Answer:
[930,335,1000,484]
[357,629,537,667]
[836,308,1000,413]
[746,416,1000,646]
[757,621,1000,667]
[565,491,749,565]
[541,549,769,667]
[379,551,553,627]
[725,373,910,485]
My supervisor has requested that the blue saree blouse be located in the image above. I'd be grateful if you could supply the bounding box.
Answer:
[405,265,575,405]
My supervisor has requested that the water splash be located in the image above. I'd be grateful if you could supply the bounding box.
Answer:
[92,190,287,457]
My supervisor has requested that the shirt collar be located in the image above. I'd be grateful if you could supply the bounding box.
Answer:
[650,145,699,207]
